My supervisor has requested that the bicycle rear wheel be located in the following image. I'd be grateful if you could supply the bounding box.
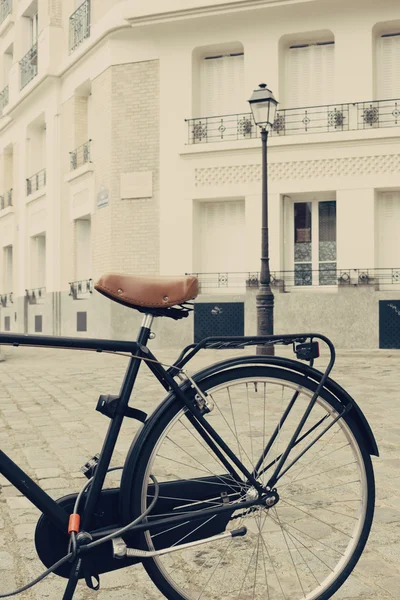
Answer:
[123,366,375,600]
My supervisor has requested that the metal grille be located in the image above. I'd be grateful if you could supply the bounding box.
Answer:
[26,169,46,195]
[0,189,12,210]
[0,0,11,25]
[70,140,91,170]
[0,85,8,114]
[194,302,244,343]
[69,0,90,53]
[20,42,38,89]
[379,300,400,348]
[186,103,349,144]
[4,316,10,332]
[356,99,400,130]
[189,269,400,292]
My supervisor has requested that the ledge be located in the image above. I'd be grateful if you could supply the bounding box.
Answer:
[25,187,46,204]
[65,162,94,183]
[0,13,14,38]
[0,205,14,218]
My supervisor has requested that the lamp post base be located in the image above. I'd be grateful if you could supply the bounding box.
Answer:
[256,284,274,356]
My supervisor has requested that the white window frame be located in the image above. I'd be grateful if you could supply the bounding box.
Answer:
[284,197,337,289]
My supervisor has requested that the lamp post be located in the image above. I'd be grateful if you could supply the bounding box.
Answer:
[248,83,278,355]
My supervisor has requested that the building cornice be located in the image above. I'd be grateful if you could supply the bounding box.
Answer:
[123,0,318,26]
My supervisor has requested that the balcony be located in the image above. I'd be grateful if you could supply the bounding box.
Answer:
[26,169,46,196]
[70,140,91,170]
[69,0,90,54]
[25,287,45,304]
[0,85,8,114]
[0,292,13,307]
[0,188,12,210]
[188,268,400,293]
[0,0,12,25]
[186,97,400,144]
[69,278,93,299]
[20,42,38,89]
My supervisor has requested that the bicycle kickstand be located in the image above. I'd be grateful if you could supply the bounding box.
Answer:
[62,557,82,600]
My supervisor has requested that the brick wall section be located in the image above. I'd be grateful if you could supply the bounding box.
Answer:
[110,61,160,275]
[48,0,63,27]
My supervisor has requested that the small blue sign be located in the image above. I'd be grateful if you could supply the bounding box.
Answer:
[97,186,109,208]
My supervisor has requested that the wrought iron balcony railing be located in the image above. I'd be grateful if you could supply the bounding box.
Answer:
[26,169,46,196]
[20,42,38,89]
[0,0,12,25]
[0,188,13,210]
[69,0,90,53]
[70,140,91,170]
[186,97,400,144]
[0,85,8,113]
[0,292,13,307]
[25,287,45,304]
[356,98,400,129]
[188,268,400,292]
[69,278,93,299]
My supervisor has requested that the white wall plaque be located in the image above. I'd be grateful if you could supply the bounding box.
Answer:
[120,171,153,199]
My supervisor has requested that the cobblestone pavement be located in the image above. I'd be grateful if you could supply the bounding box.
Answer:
[0,343,399,599]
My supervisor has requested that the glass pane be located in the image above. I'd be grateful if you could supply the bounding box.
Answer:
[319,262,337,285]
[294,202,312,263]
[319,201,336,261]
[295,263,312,286]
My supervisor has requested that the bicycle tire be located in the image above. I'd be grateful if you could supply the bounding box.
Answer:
[121,365,375,600]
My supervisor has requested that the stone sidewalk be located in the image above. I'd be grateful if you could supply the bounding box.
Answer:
[0,344,399,599]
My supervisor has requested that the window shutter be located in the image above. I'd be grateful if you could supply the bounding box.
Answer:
[286,43,334,108]
[377,34,400,100]
[197,200,245,272]
[377,191,400,268]
[201,54,244,116]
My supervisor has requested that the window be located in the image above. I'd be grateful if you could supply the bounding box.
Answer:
[285,198,336,286]
[376,191,400,269]
[285,42,334,108]
[75,217,91,281]
[3,245,12,292]
[376,33,400,99]
[31,234,46,288]
[200,53,245,116]
[31,12,38,44]
[193,200,245,274]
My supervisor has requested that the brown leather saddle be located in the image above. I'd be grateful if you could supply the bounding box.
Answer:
[95,273,199,319]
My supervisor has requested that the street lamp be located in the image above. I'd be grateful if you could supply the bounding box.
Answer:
[248,83,278,355]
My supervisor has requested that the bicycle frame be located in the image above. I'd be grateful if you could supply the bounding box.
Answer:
[0,320,342,598]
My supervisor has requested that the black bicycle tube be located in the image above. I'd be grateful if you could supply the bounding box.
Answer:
[0,332,141,353]
[143,354,265,494]
[80,325,151,531]
[84,494,264,545]
[0,449,69,533]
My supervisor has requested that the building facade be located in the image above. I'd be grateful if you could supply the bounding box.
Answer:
[0,0,399,348]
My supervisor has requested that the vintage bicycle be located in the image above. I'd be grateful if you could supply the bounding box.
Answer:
[0,274,378,600]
